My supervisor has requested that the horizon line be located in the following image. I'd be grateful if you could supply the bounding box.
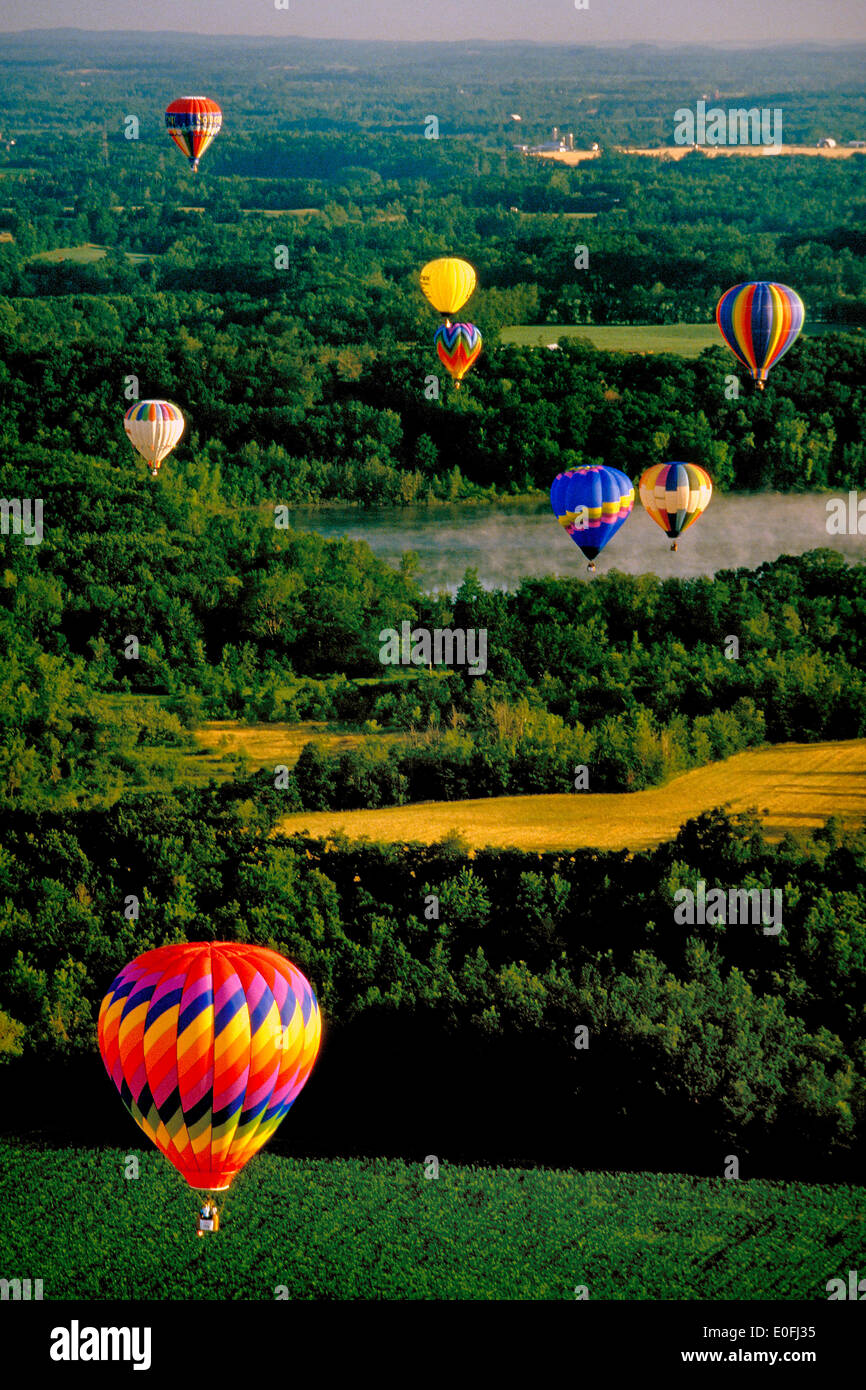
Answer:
[2,30,866,49]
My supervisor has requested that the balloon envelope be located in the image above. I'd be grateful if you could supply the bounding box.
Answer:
[98,942,322,1191]
[165,96,222,171]
[639,462,712,543]
[716,281,804,387]
[550,466,634,563]
[434,322,482,384]
[123,400,185,476]
[419,257,477,316]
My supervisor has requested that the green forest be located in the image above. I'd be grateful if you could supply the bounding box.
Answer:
[1,33,865,1209]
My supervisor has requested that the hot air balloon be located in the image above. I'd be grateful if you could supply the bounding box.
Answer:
[165,96,222,172]
[639,462,712,551]
[419,257,477,320]
[98,942,322,1199]
[434,322,482,387]
[550,465,634,572]
[123,401,185,478]
[715,281,804,389]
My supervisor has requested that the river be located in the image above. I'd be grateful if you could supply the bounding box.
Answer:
[289,492,866,592]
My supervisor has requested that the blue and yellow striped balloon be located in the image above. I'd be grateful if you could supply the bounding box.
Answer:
[550,465,634,571]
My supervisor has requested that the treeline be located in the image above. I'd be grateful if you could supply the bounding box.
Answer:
[1,790,864,1176]
[3,34,866,151]
[288,539,866,803]
[2,306,866,502]
[4,147,866,328]
[2,460,865,808]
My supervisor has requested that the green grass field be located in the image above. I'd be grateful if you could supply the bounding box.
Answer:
[0,1142,861,1300]
[31,243,159,265]
[500,322,859,355]
[32,243,109,264]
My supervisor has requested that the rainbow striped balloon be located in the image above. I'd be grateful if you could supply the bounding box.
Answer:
[98,943,322,1192]
[716,281,804,389]
[165,96,223,172]
[550,465,634,570]
[434,322,482,386]
[123,400,185,477]
[639,462,712,551]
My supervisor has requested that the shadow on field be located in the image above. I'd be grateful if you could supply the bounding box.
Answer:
[0,1014,861,1185]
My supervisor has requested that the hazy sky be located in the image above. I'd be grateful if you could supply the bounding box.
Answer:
[1,0,865,45]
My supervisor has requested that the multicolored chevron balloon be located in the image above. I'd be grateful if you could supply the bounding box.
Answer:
[715,281,804,389]
[434,322,482,386]
[98,942,322,1192]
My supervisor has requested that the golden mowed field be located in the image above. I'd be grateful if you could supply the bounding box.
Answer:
[275,740,866,852]
[194,720,404,770]
[539,146,863,165]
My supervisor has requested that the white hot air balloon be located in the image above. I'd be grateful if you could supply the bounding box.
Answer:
[123,400,185,477]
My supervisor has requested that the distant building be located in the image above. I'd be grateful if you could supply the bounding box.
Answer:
[817,137,838,148]
[529,141,567,153]
[847,140,866,148]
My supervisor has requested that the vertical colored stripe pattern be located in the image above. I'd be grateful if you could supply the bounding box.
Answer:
[123,400,185,473]
[639,462,713,540]
[434,322,482,382]
[716,281,805,384]
[550,466,634,561]
[165,96,223,169]
[98,942,322,1191]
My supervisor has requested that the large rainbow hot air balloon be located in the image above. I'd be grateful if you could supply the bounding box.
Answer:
[419,257,477,319]
[165,96,223,172]
[434,322,482,387]
[550,465,634,572]
[715,281,804,389]
[98,942,322,1194]
[639,462,712,552]
[123,400,185,477]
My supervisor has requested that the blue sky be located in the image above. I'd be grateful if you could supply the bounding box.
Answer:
[2,0,865,44]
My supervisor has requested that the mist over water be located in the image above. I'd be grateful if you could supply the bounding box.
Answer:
[290,493,866,593]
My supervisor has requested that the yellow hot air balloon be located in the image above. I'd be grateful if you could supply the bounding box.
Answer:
[123,400,185,478]
[419,257,477,320]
